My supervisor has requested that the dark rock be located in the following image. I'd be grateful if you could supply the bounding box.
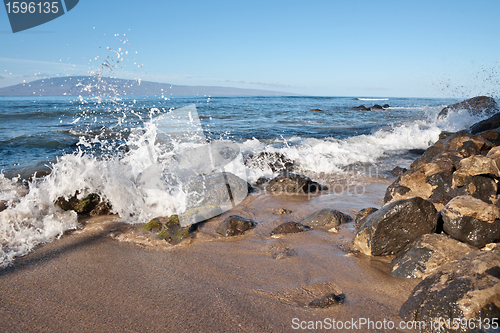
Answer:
[89,201,113,216]
[487,147,500,170]
[270,222,310,236]
[438,96,498,118]
[216,215,256,237]
[354,207,378,229]
[399,251,500,331]
[459,140,481,158]
[382,104,390,108]
[351,105,370,111]
[452,155,500,187]
[351,197,438,256]
[471,112,500,135]
[310,108,322,111]
[410,157,429,169]
[370,104,384,110]
[56,192,102,215]
[391,234,478,279]
[421,145,445,162]
[431,152,462,174]
[157,215,192,245]
[0,200,7,213]
[308,293,346,308]
[245,152,295,174]
[300,208,352,228]
[454,175,498,205]
[439,131,456,140]
[408,148,426,155]
[266,172,323,194]
[427,172,455,207]
[441,196,500,248]
[383,182,411,203]
[390,166,407,177]
[476,129,500,146]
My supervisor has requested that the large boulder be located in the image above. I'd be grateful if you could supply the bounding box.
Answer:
[471,112,500,134]
[300,208,352,228]
[266,173,323,194]
[438,96,498,119]
[441,196,500,248]
[391,233,478,279]
[354,207,378,229]
[452,155,500,187]
[350,197,438,256]
[454,175,498,205]
[486,146,500,169]
[216,215,256,237]
[400,251,500,332]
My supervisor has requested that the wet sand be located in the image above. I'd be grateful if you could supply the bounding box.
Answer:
[0,179,421,332]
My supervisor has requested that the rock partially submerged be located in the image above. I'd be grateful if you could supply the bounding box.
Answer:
[146,215,192,245]
[216,215,256,237]
[438,96,498,119]
[56,192,112,216]
[400,251,500,331]
[245,152,296,174]
[266,173,323,194]
[391,233,478,279]
[308,293,346,308]
[350,197,438,256]
[300,208,352,229]
[271,222,310,236]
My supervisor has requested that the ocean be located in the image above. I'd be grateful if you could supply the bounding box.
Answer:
[0,94,489,266]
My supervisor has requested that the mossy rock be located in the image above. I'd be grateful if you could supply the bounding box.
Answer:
[142,218,162,232]
[56,192,101,214]
[158,215,191,245]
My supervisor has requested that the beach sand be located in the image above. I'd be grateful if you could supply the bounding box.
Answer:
[0,179,421,332]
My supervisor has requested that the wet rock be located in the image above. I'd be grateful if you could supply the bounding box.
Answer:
[157,215,192,245]
[56,192,107,215]
[310,108,321,111]
[270,222,310,236]
[354,207,378,229]
[390,166,407,177]
[391,234,478,279]
[266,172,323,194]
[459,140,481,158]
[179,205,223,226]
[142,219,162,232]
[187,172,250,208]
[438,96,498,118]
[408,148,426,155]
[382,104,390,108]
[426,172,455,207]
[308,293,346,308]
[471,112,500,135]
[441,196,500,248]
[245,152,295,174]
[431,152,462,174]
[300,208,352,228]
[454,175,498,205]
[216,215,256,237]
[273,248,298,260]
[452,155,500,187]
[89,201,113,216]
[351,197,438,256]
[421,145,445,162]
[439,131,456,140]
[443,131,487,152]
[410,157,429,169]
[351,105,369,111]
[476,129,500,147]
[370,104,384,110]
[383,182,411,203]
[486,146,500,169]
[399,251,500,331]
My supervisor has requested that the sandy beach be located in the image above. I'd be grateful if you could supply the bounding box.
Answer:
[0,179,423,332]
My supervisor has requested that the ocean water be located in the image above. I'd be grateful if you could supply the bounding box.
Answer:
[0,94,491,266]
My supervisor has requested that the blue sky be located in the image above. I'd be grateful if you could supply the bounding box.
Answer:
[1,0,499,97]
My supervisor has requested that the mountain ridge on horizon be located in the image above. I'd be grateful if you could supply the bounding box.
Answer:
[0,76,300,97]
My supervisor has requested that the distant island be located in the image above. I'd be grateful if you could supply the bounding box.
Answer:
[0,76,298,97]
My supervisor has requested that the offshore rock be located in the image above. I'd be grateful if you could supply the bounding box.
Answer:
[438,96,498,119]
[391,233,478,279]
[350,197,438,256]
[216,215,256,237]
[370,104,384,110]
[399,251,500,332]
[266,172,322,194]
[351,105,370,111]
[300,208,352,229]
[270,222,310,236]
[441,196,500,248]
[354,207,378,229]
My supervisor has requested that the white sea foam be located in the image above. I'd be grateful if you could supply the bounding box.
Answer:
[357,98,389,101]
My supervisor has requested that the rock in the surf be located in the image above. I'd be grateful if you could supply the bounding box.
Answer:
[437,96,498,119]
[266,172,322,194]
[216,215,256,237]
[471,112,500,134]
[245,151,296,174]
[354,207,378,229]
[351,197,438,256]
[157,215,192,245]
[300,208,352,228]
[370,104,384,110]
[399,251,500,330]
[56,192,112,215]
[271,222,310,236]
[391,233,478,279]
[441,195,500,248]
[351,105,370,111]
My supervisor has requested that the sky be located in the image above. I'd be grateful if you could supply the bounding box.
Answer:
[1,0,499,97]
